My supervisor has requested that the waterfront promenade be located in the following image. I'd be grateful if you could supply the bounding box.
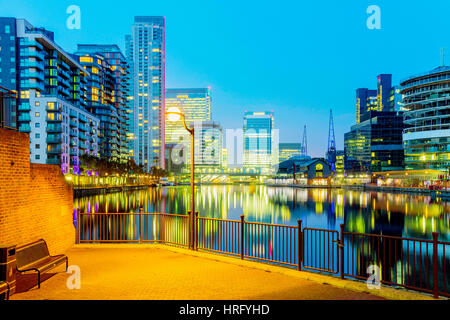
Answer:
[11,245,431,300]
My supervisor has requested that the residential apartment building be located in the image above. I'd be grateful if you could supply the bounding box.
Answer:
[75,44,130,162]
[0,18,99,173]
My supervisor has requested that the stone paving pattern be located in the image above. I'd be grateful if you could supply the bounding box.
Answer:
[11,246,388,300]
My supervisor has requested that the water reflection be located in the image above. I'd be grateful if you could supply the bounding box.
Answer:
[74,185,450,241]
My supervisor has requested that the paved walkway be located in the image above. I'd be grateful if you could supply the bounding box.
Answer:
[11,246,389,300]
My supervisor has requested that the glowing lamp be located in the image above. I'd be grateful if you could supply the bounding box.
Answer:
[167,107,182,122]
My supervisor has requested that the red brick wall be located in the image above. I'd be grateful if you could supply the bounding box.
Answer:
[0,128,74,254]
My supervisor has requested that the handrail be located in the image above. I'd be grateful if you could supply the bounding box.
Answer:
[76,211,450,298]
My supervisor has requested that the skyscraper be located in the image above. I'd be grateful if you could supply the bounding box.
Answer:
[356,74,394,124]
[165,88,211,145]
[126,16,165,171]
[243,111,278,172]
[194,121,222,168]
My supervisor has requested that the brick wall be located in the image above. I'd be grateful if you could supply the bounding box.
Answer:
[0,128,74,254]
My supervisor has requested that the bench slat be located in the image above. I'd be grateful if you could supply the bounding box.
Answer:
[16,240,50,269]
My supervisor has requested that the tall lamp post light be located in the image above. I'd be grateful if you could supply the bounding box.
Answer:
[166,106,196,249]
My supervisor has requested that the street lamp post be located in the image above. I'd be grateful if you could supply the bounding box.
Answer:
[166,107,195,249]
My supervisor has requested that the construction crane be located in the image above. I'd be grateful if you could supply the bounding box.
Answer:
[327,109,336,172]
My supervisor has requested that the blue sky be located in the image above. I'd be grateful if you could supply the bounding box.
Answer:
[1,0,448,156]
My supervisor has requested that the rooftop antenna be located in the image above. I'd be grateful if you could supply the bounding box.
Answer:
[441,48,446,67]
[301,125,307,157]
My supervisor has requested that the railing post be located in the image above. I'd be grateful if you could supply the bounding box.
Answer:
[195,212,199,251]
[240,215,245,260]
[139,208,143,244]
[188,211,192,250]
[77,212,81,244]
[432,232,439,299]
[340,224,345,279]
[297,219,302,271]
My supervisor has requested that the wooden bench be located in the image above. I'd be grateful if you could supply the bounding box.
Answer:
[16,239,68,289]
[0,281,9,300]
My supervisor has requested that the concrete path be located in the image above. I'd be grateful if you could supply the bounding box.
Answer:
[9,245,391,300]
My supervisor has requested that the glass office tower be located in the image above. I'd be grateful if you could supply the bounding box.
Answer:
[0,18,99,174]
[194,121,222,168]
[356,74,394,124]
[345,111,404,173]
[243,111,277,172]
[401,66,450,171]
[126,16,165,171]
[165,88,211,144]
[278,143,302,163]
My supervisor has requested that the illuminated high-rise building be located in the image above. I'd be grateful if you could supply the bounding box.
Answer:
[126,16,165,171]
[401,65,450,171]
[165,88,211,144]
[75,44,130,162]
[243,111,278,172]
[193,121,222,168]
[356,74,394,124]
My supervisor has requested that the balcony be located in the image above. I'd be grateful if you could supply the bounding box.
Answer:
[46,158,61,165]
[18,103,31,111]
[46,135,62,144]
[18,113,31,122]
[79,124,87,132]
[79,133,87,141]
[46,124,62,133]
[47,146,62,154]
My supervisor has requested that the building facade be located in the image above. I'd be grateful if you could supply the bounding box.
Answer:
[345,111,404,173]
[401,66,450,171]
[278,143,302,163]
[126,16,166,171]
[243,111,278,172]
[0,18,99,173]
[77,44,132,162]
[356,74,395,124]
[165,88,211,144]
[193,121,222,168]
[75,44,130,162]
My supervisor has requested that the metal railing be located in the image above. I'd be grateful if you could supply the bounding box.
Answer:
[341,229,449,298]
[76,211,450,298]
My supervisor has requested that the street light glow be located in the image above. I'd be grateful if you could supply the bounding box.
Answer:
[167,106,182,122]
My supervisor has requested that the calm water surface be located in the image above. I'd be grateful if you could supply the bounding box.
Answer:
[74,185,450,241]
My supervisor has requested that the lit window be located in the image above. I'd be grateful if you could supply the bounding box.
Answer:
[80,56,93,63]
[35,112,39,117]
